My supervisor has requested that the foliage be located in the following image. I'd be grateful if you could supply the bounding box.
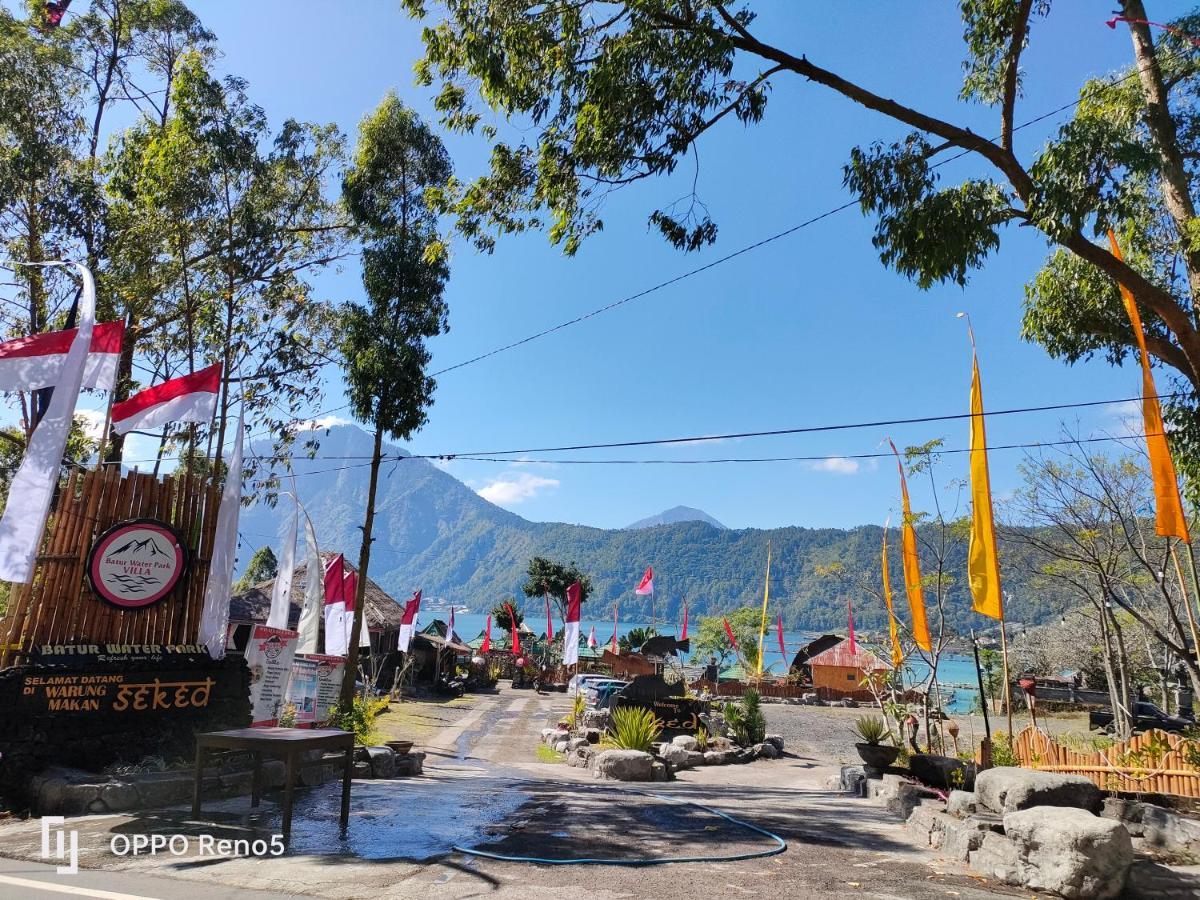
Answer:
[724,689,766,747]
[619,626,658,653]
[571,691,586,727]
[523,556,593,619]
[690,607,762,668]
[235,546,277,592]
[852,716,890,746]
[608,706,662,752]
[327,696,388,746]
[277,701,297,729]
[491,600,524,632]
[989,732,1018,768]
[695,725,710,751]
[536,744,565,764]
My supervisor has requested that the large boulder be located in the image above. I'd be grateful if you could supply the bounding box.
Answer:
[593,749,654,781]
[671,735,699,751]
[969,807,1132,899]
[660,744,691,767]
[975,767,1103,815]
[365,746,396,779]
[909,754,975,791]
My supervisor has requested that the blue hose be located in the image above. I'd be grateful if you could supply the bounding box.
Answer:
[452,790,788,866]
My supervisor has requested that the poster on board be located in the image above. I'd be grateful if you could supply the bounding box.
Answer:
[300,654,345,726]
[244,625,299,727]
[285,656,319,726]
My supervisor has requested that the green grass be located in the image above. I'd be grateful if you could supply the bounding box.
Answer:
[536,744,565,764]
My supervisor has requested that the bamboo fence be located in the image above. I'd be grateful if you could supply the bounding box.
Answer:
[1003,724,1200,798]
[0,466,221,665]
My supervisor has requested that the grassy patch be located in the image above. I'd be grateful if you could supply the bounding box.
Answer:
[536,744,565,764]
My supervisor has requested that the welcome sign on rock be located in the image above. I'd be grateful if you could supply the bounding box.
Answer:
[87,518,188,609]
[244,625,298,726]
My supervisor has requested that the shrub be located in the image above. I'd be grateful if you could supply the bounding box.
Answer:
[571,692,586,726]
[608,706,662,752]
[695,725,710,750]
[328,696,388,746]
[278,701,298,729]
[989,732,1018,767]
[727,689,767,747]
[852,716,889,745]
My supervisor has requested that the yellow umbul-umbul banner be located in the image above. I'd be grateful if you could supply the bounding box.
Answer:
[887,439,932,651]
[881,524,904,668]
[967,343,1004,620]
[1107,230,1190,542]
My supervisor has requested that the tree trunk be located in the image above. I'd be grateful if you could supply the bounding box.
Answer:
[339,425,384,708]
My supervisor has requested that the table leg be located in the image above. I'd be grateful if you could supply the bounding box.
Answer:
[191,744,206,818]
[282,750,296,847]
[340,745,352,835]
[250,751,263,809]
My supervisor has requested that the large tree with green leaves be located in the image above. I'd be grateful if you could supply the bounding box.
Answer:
[337,94,452,705]
[522,555,593,619]
[405,1,1200,484]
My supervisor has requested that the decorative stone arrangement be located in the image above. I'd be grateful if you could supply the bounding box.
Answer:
[539,721,784,781]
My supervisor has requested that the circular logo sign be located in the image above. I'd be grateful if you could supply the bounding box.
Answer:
[87,519,189,609]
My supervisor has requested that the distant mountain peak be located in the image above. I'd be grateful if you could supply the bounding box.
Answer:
[626,505,726,530]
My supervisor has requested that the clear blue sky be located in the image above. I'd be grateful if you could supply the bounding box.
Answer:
[72,3,1200,529]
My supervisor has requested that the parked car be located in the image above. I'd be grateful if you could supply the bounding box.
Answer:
[568,673,617,694]
[1089,701,1195,735]
[583,679,628,706]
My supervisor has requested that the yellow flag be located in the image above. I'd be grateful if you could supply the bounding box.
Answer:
[757,541,771,676]
[881,523,903,669]
[967,345,1004,620]
[1108,230,1190,541]
[888,438,932,651]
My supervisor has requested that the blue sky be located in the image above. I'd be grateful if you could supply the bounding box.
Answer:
[44,2,1199,529]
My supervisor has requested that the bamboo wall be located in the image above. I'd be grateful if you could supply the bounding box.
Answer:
[0,466,221,665]
[1005,724,1200,798]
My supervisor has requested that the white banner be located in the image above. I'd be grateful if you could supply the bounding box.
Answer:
[245,624,299,726]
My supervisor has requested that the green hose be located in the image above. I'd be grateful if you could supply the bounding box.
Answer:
[452,790,787,866]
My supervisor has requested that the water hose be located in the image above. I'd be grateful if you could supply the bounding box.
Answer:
[452,790,787,866]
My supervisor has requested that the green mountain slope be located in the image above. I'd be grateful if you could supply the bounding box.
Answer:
[239,425,1062,632]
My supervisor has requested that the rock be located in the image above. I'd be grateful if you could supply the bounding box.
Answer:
[581,709,610,729]
[886,781,925,820]
[908,753,975,791]
[366,746,396,779]
[801,692,818,704]
[660,745,690,767]
[838,765,867,796]
[567,747,593,768]
[650,761,671,782]
[671,735,698,751]
[702,750,728,765]
[1142,804,1200,851]
[684,751,705,769]
[262,759,286,789]
[553,741,569,754]
[541,728,569,745]
[567,737,589,752]
[1125,859,1200,898]
[764,734,784,752]
[593,749,654,781]
[133,773,190,809]
[946,789,977,818]
[352,762,372,778]
[98,780,139,812]
[981,806,1133,899]
[754,742,779,760]
[583,728,602,744]
[975,766,1103,815]
[394,751,424,777]
[943,813,1002,862]
[906,802,953,848]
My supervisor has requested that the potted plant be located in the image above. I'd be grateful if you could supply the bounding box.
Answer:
[853,716,900,768]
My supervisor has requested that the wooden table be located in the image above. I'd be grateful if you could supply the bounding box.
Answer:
[191,727,354,845]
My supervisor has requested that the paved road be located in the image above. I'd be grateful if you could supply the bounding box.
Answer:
[0,686,1024,899]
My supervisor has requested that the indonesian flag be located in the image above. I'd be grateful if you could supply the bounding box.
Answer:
[681,603,689,640]
[544,593,554,642]
[344,569,369,648]
[723,617,739,651]
[397,590,421,652]
[111,362,221,435]
[562,581,582,666]
[610,605,618,653]
[322,554,347,657]
[777,614,786,660]
[507,602,521,657]
[481,614,491,653]
[0,320,123,393]
[635,566,654,595]
[587,625,597,648]
[447,606,456,644]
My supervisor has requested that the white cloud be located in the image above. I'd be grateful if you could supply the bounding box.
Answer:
[74,409,106,441]
[292,415,351,432]
[477,472,560,505]
[1104,400,1142,438]
[807,456,861,475]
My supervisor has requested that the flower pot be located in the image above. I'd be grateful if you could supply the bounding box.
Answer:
[855,742,900,768]
[386,740,414,755]
[909,753,976,790]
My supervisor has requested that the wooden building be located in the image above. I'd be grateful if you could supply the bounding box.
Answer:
[806,639,890,701]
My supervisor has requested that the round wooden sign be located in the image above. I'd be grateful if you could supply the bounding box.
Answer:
[87,518,189,610]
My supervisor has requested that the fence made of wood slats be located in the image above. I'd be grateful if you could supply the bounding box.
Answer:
[0,467,220,665]
[1000,724,1200,798]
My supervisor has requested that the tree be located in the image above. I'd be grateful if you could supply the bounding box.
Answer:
[337,94,452,706]
[405,2,1200,483]
[689,607,760,669]
[522,556,593,620]
[619,626,658,653]
[235,546,277,592]
[491,600,524,633]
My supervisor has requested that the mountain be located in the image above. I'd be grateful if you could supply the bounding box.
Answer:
[626,506,726,530]
[238,425,1063,632]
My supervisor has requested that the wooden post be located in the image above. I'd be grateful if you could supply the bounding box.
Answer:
[999,619,1014,740]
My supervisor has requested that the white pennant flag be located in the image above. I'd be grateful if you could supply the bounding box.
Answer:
[266,497,298,630]
[199,415,244,658]
[0,262,95,584]
[295,515,322,654]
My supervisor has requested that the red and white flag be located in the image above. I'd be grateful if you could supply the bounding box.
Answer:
[723,617,739,651]
[562,581,582,666]
[587,625,597,648]
[481,614,492,653]
[544,593,555,642]
[447,606,456,646]
[635,566,654,595]
[397,590,421,652]
[0,320,123,393]
[322,554,347,657]
[680,603,689,641]
[344,569,369,649]
[777,614,787,660]
[506,602,521,657]
[111,362,221,435]
[610,605,619,653]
